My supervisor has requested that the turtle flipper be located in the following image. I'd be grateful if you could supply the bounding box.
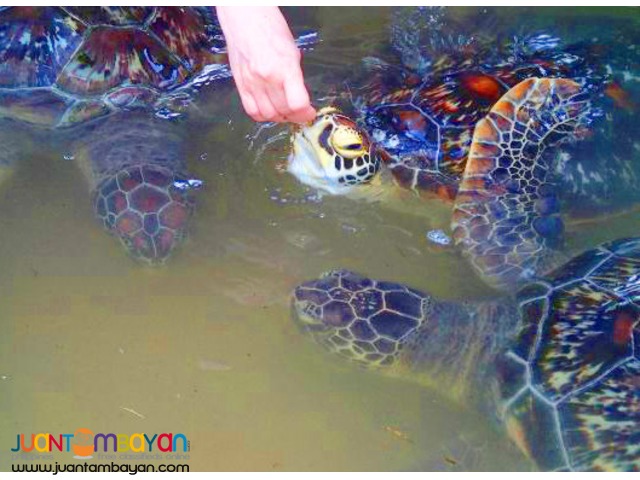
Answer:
[452,78,592,290]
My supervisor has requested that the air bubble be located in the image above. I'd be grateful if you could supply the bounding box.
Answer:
[341,224,359,235]
[426,229,452,246]
[155,108,183,120]
[173,178,204,191]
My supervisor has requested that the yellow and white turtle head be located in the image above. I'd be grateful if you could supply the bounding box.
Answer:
[288,107,383,196]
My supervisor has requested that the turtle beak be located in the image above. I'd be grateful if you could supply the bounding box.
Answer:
[291,281,332,328]
[291,297,327,332]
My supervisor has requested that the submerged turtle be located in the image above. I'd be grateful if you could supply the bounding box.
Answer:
[293,243,640,472]
[0,6,228,263]
[291,78,640,471]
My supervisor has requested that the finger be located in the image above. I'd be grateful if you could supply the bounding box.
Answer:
[265,80,291,119]
[285,105,317,124]
[234,75,264,121]
[283,69,317,123]
[239,90,264,122]
[250,85,286,122]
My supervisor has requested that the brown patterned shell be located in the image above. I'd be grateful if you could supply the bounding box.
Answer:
[0,7,227,128]
[360,61,561,202]
[498,237,640,471]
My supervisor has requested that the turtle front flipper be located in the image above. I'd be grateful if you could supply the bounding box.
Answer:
[72,113,195,264]
[452,78,592,290]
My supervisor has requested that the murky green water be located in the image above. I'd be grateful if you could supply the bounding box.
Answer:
[1,6,639,472]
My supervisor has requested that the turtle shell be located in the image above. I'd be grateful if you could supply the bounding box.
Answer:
[94,163,194,263]
[497,237,640,471]
[0,6,226,128]
[358,36,609,201]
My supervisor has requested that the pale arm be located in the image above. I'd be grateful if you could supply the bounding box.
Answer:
[216,6,317,124]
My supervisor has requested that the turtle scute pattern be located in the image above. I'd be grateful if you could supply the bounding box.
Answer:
[0,7,225,127]
[357,32,601,202]
[94,164,193,264]
[361,72,485,201]
[452,78,592,290]
[499,237,640,471]
[293,269,430,367]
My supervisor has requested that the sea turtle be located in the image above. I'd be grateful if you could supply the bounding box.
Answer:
[287,22,639,233]
[291,78,597,290]
[291,78,640,471]
[293,242,640,471]
[0,6,228,263]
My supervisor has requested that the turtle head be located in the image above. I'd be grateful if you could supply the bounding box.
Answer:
[288,107,383,195]
[292,269,429,368]
[94,165,194,265]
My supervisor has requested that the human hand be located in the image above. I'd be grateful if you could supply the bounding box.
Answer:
[216,6,317,124]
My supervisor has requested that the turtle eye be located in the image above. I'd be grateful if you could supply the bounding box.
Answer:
[332,127,368,159]
[335,142,365,159]
[343,143,364,151]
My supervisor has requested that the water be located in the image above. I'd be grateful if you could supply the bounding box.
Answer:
[1,6,639,471]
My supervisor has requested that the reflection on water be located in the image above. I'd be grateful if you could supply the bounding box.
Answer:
[1,6,639,471]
